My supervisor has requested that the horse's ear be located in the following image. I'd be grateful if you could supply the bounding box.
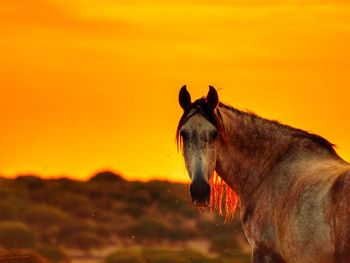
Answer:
[179,85,191,111]
[207,86,219,110]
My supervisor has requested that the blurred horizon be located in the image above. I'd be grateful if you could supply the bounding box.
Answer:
[0,169,186,183]
[1,0,350,182]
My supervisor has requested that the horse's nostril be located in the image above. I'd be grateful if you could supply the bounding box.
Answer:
[190,180,210,202]
[189,184,197,197]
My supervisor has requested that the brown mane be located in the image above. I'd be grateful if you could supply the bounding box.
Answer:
[219,103,337,155]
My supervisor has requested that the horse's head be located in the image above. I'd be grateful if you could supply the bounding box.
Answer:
[177,85,223,207]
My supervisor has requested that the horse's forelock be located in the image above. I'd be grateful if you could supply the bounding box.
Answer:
[176,98,226,150]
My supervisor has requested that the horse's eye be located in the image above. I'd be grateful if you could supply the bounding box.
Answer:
[180,131,189,141]
[211,131,218,139]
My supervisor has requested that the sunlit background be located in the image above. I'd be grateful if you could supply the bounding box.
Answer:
[1,0,350,182]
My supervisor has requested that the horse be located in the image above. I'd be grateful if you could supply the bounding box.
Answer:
[176,85,350,263]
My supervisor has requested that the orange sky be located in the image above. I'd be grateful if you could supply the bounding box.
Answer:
[0,0,349,181]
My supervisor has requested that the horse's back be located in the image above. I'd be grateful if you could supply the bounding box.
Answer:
[330,171,350,262]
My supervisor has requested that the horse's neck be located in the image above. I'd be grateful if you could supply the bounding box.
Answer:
[215,105,338,199]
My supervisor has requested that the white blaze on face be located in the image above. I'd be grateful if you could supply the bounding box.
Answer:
[180,113,219,183]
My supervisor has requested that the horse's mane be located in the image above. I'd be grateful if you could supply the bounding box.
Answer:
[218,103,337,155]
[209,171,239,221]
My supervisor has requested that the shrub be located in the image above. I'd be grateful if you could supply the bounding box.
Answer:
[58,231,102,251]
[0,222,36,249]
[37,245,70,263]
[105,248,146,263]
[120,204,146,218]
[0,249,50,263]
[164,226,196,241]
[43,191,89,214]
[176,249,217,263]
[209,234,239,254]
[143,248,187,263]
[15,175,45,190]
[54,219,92,242]
[89,171,125,183]
[20,204,69,230]
[120,217,168,241]
[217,252,251,263]
[143,248,215,263]
[0,201,18,221]
[106,248,216,263]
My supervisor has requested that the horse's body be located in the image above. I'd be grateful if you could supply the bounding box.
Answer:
[216,104,350,263]
[177,86,350,263]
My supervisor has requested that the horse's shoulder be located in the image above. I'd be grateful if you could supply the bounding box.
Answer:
[328,169,350,226]
[329,169,350,261]
[330,169,350,200]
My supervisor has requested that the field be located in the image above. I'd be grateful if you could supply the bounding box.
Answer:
[0,171,250,263]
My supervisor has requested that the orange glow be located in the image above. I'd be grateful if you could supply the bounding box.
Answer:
[210,172,239,221]
[0,0,350,181]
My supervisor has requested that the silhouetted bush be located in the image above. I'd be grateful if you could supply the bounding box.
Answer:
[15,175,45,190]
[89,171,125,183]
[0,222,36,249]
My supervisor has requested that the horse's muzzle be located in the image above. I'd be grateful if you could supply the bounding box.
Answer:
[190,179,210,207]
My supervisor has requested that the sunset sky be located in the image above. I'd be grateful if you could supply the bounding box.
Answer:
[0,0,349,181]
